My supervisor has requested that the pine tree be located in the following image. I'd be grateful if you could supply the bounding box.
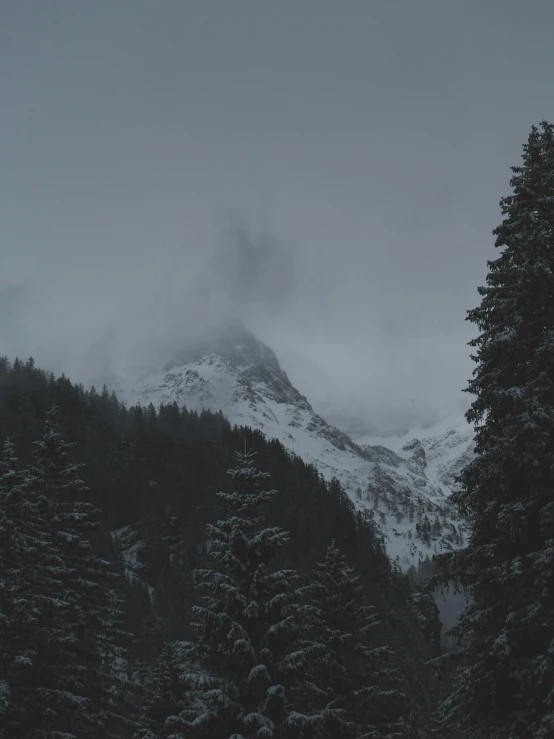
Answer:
[0,438,48,738]
[303,542,408,738]
[145,449,323,738]
[437,122,554,738]
[24,405,133,738]
[136,643,185,738]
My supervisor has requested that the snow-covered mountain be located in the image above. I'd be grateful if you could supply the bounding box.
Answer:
[115,322,474,570]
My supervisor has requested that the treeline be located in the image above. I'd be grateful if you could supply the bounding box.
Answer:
[0,357,440,737]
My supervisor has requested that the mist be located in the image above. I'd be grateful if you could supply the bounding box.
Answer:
[2,1,554,434]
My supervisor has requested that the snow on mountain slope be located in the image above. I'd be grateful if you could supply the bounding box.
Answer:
[357,414,475,494]
[116,322,474,570]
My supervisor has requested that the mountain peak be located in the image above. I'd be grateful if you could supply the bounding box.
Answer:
[164,319,270,367]
[116,324,473,570]
[158,320,314,412]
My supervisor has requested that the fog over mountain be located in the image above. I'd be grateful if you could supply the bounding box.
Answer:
[2,1,554,433]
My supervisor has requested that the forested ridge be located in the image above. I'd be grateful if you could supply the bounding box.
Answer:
[0,357,440,738]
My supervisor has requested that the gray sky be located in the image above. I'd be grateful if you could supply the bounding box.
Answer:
[2,0,554,433]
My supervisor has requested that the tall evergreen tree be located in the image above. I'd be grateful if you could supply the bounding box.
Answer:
[303,542,408,739]
[136,642,185,739]
[143,449,323,738]
[437,121,554,738]
[24,406,133,738]
[0,437,48,738]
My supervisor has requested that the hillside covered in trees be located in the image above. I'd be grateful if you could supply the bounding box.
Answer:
[0,357,441,738]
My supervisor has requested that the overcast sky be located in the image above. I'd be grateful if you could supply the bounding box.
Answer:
[2,0,554,433]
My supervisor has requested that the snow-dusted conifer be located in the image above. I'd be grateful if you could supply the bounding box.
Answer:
[0,437,48,738]
[150,449,323,738]
[136,642,185,738]
[25,405,132,738]
[303,542,407,738]
[437,122,554,738]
